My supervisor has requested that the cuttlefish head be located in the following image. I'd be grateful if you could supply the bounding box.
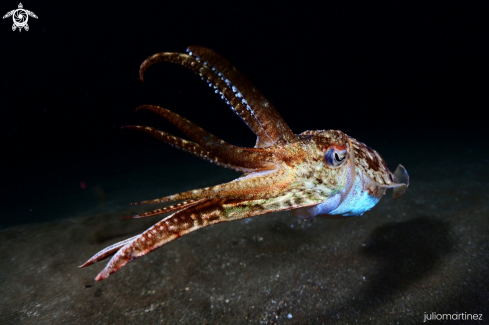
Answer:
[291,131,409,219]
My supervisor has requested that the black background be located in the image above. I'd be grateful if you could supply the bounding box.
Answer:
[1,1,487,202]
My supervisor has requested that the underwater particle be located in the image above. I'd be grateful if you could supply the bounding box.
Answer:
[287,313,293,319]
[80,181,87,189]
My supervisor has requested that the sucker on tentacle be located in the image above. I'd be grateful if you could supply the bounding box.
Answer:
[80,46,409,281]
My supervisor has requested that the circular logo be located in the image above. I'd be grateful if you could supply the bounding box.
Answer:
[13,9,28,28]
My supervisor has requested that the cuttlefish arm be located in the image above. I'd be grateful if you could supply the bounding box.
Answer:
[80,143,305,277]
[81,184,326,281]
[139,46,297,148]
[123,105,275,173]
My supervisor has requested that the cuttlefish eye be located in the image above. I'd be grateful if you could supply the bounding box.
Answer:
[325,147,347,167]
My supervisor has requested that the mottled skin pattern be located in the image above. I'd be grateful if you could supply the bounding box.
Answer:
[80,46,409,281]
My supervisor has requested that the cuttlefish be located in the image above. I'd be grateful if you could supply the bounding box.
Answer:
[80,46,409,281]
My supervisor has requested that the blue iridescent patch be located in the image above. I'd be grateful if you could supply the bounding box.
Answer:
[329,175,381,217]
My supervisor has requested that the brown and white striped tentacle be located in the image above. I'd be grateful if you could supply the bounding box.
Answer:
[89,190,323,281]
[131,162,293,206]
[123,125,251,172]
[139,52,271,144]
[120,198,206,219]
[187,46,296,145]
[133,104,275,171]
[78,234,140,269]
[139,47,297,147]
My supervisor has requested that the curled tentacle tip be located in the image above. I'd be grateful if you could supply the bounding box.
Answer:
[139,63,150,82]
[138,66,145,81]
[135,105,149,111]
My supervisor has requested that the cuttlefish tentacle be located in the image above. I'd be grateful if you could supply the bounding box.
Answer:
[79,234,140,268]
[123,125,264,173]
[89,191,324,281]
[128,104,275,171]
[120,198,206,220]
[139,52,271,143]
[131,161,292,206]
[186,46,296,145]
[139,46,296,147]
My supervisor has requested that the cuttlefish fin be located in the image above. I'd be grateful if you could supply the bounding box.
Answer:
[392,164,409,199]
